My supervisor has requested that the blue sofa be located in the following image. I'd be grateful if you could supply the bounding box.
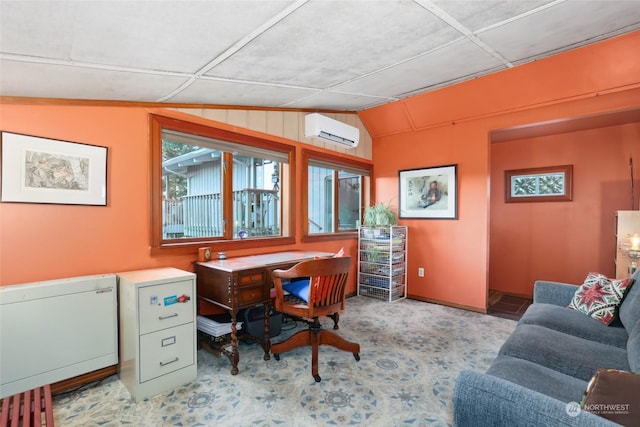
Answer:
[453,268,640,426]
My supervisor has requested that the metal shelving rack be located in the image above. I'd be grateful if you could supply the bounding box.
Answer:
[357,226,407,302]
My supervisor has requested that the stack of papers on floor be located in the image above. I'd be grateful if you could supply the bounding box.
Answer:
[197,315,242,337]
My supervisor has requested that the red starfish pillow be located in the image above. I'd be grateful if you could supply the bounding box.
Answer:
[568,273,632,325]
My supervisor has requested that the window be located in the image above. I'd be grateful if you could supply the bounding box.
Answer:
[304,150,371,237]
[151,115,293,251]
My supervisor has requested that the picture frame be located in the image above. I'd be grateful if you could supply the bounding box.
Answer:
[399,164,458,219]
[1,132,108,206]
[505,165,573,203]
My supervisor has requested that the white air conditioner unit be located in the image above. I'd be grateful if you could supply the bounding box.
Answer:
[304,113,360,148]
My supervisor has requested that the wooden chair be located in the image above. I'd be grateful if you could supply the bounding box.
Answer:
[271,256,360,382]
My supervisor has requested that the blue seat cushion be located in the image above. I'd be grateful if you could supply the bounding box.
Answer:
[518,303,628,348]
[487,355,588,403]
[282,277,311,302]
[498,324,630,381]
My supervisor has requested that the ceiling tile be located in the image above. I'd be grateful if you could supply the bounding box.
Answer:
[429,0,554,31]
[204,0,460,87]
[166,78,318,107]
[478,1,640,63]
[335,38,506,98]
[0,60,188,101]
[283,90,389,111]
[1,1,294,73]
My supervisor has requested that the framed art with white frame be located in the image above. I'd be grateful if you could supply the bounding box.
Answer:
[399,164,458,219]
[1,132,108,206]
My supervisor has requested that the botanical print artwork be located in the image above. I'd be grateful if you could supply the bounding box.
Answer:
[511,172,565,197]
[24,150,90,191]
[2,132,107,205]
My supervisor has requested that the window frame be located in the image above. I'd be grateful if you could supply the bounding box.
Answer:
[150,114,295,254]
[301,149,372,243]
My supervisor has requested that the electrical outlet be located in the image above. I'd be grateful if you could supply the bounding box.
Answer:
[418,267,424,277]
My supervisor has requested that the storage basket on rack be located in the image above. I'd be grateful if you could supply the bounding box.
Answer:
[358,284,406,301]
[360,262,405,276]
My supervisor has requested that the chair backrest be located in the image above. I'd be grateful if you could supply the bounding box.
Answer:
[272,256,351,317]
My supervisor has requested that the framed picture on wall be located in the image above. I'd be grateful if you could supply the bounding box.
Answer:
[399,164,458,219]
[505,165,573,203]
[1,132,108,206]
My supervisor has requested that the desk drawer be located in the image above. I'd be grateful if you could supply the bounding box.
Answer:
[238,270,266,286]
[139,322,194,383]
[138,280,194,334]
[237,284,267,306]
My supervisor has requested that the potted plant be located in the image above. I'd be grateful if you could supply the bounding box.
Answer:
[362,202,398,228]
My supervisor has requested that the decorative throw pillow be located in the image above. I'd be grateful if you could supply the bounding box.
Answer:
[282,248,345,302]
[568,273,632,325]
[580,369,640,424]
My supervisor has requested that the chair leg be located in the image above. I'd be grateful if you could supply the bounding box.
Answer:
[327,312,339,330]
[271,329,311,359]
[311,331,321,382]
[317,330,360,356]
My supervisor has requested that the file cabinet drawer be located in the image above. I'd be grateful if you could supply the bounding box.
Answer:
[138,279,194,334]
[139,322,195,383]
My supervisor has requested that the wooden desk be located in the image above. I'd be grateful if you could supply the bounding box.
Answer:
[194,250,332,375]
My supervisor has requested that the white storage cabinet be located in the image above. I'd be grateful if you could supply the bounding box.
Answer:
[358,226,408,302]
[118,267,197,401]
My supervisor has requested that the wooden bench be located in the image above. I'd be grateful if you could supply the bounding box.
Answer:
[0,384,54,427]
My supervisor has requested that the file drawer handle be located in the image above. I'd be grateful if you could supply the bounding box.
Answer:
[160,357,179,367]
[159,313,178,320]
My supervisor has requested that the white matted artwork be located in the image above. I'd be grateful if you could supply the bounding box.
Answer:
[1,132,108,205]
[399,164,457,219]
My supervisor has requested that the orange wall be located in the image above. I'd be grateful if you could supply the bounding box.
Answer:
[0,105,358,288]
[490,123,640,297]
[359,31,640,311]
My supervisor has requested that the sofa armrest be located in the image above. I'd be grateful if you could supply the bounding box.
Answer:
[533,280,579,306]
[453,370,619,427]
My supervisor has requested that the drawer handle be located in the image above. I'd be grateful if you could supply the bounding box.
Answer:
[159,313,178,320]
[160,357,179,367]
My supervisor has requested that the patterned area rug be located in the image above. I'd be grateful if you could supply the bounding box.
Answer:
[53,296,516,426]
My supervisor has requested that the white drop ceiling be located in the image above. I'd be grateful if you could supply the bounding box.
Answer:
[1,0,639,112]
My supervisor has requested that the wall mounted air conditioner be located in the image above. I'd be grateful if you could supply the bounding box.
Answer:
[304,113,360,148]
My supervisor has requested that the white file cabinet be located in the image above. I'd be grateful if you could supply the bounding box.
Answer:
[118,267,197,402]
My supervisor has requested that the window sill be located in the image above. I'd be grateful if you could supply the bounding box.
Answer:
[150,236,296,257]
[302,231,358,243]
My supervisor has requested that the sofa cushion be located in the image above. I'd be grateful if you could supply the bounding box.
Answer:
[519,303,628,348]
[567,273,632,325]
[619,269,640,331]
[628,319,640,373]
[498,324,630,381]
[487,356,588,403]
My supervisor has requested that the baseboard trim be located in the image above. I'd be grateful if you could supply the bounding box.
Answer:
[51,365,117,395]
[407,294,487,314]
[489,289,533,300]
